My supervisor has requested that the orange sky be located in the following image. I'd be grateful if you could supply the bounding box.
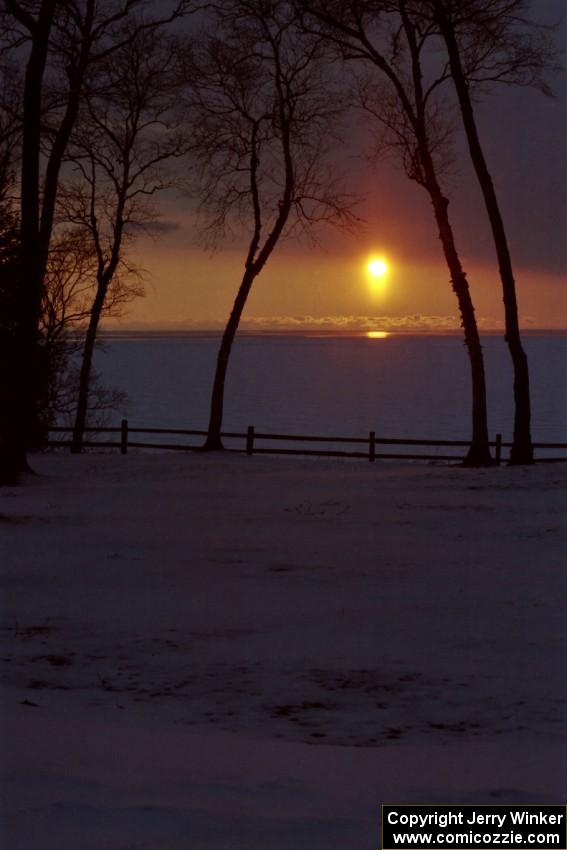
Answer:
[113,237,566,332]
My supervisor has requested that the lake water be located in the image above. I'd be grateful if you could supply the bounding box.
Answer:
[93,331,566,455]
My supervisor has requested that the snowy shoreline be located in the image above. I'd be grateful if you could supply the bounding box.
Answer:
[1,453,566,849]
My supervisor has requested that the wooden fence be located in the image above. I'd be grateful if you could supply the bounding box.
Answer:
[46,421,567,464]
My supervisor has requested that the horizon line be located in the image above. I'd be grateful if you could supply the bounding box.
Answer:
[98,326,567,337]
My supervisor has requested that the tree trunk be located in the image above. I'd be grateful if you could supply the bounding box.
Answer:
[38,0,95,279]
[204,268,256,450]
[0,361,27,483]
[425,175,493,466]
[2,0,57,483]
[393,1,492,466]
[71,285,106,453]
[437,10,533,464]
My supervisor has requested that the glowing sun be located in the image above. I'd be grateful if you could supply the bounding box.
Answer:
[367,257,389,278]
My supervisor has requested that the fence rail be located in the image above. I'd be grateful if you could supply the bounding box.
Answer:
[46,421,567,464]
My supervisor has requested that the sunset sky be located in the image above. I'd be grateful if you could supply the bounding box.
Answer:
[113,3,566,334]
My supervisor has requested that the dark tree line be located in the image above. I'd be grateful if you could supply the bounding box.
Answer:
[0,0,195,481]
[0,0,559,481]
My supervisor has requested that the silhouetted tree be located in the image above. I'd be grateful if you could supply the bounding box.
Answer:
[0,0,57,475]
[424,0,557,464]
[0,78,118,462]
[190,0,357,450]
[0,0,197,481]
[1,215,130,459]
[39,230,131,430]
[299,0,493,466]
[60,26,185,452]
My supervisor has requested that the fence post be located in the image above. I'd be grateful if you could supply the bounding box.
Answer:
[495,433,502,466]
[121,419,129,455]
[369,430,376,462]
[246,425,255,456]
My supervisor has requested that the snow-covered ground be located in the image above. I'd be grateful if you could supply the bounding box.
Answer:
[1,453,566,850]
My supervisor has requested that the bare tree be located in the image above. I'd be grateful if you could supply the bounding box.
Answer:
[422,0,558,464]
[0,0,57,475]
[39,229,133,431]
[0,108,133,454]
[189,0,357,450]
[0,0,197,481]
[299,0,493,465]
[59,25,185,452]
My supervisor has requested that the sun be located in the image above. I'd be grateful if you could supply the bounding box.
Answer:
[367,257,389,278]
